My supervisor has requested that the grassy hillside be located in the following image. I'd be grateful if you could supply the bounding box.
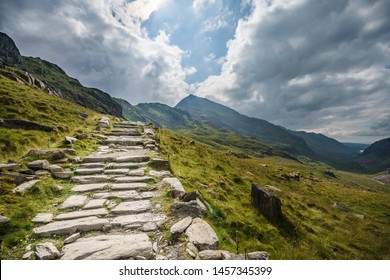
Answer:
[0,66,102,161]
[158,129,390,259]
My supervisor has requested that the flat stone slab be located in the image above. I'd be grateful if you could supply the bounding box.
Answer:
[140,192,158,199]
[60,195,88,209]
[93,190,141,200]
[72,175,109,184]
[78,163,105,168]
[114,176,153,183]
[61,233,152,260]
[82,155,116,163]
[185,218,219,250]
[64,233,80,244]
[12,180,40,194]
[128,169,145,176]
[72,183,108,192]
[33,216,109,236]
[170,216,193,234]
[112,200,152,214]
[55,208,108,220]
[103,136,144,146]
[32,213,53,223]
[111,213,166,227]
[104,168,129,175]
[105,162,142,169]
[116,155,149,163]
[149,170,172,178]
[83,199,107,209]
[111,183,148,190]
[75,168,104,175]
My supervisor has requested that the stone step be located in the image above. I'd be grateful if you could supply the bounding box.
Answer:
[72,175,110,184]
[104,168,130,175]
[60,233,152,260]
[111,183,149,191]
[77,163,106,169]
[55,208,108,221]
[72,183,108,192]
[102,136,144,146]
[60,195,88,209]
[128,169,145,176]
[83,199,107,210]
[93,190,141,200]
[115,155,149,163]
[82,155,116,163]
[114,176,153,183]
[108,130,142,136]
[105,162,146,169]
[111,200,152,214]
[75,168,104,175]
[140,191,158,199]
[33,216,109,236]
[111,213,166,228]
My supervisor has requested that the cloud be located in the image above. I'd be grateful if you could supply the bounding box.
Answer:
[194,0,390,142]
[0,0,189,105]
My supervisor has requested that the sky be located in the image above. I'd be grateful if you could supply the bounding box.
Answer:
[0,0,389,144]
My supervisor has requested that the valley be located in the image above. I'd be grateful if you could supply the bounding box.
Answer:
[0,32,389,260]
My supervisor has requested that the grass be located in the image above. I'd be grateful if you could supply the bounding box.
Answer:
[157,128,390,259]
[0,71,110,259]
[0,68,102,161]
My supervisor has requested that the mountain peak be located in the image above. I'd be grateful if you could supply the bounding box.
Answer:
[0,32,22,66]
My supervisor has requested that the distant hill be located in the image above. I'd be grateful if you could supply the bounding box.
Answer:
[175,94,315,156]
[0,32,122,117]
[357,138,390,173]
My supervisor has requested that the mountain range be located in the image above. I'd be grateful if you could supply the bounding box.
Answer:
[1,31,388,173]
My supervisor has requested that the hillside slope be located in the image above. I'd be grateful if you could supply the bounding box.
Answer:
[0,32,122,117]
[357,138,390,173]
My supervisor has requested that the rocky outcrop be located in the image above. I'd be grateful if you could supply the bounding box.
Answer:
[251,183,283,222]
[12,180,40,194]
[0,119,53,132]
[0,32,22,66]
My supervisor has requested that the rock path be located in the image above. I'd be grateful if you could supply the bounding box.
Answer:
[32,121,168,260]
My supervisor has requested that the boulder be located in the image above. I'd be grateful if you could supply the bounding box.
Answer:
[35,242,60,260]
[52,170,72,179]
[22,251,34,260]
[197,250,223,260]
[171,201,206,218]
[185,218,219,250]
[12,179,40,194]
[22,149,66,160]
[161,177,185,198]
[0,215,10,224]
[251,183,283,221]
[64,136,78,145]
[248,251,270,260]
[170,216,193,234]
[49,165,63,173]
[98,117,110,129]
[27,160,50,171]
[76,134,88,140]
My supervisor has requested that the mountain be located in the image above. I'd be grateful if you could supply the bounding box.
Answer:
[357,138,390,173]
[114,97,197,129]
[175,94,315,156]
[288,130,363,170]
[0,32,122,117]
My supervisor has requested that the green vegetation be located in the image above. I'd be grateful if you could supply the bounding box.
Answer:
[158,128,390,259]
[0,67,102,161]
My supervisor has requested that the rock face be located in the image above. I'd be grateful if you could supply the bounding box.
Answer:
[185,218,219,250]
[0,32,22,66]
[35,242,60,260]
[251,183,283,221]
[61,234,152,260]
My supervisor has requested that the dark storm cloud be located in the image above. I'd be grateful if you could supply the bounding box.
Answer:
[195,0,390,142]
[0,0,190,105]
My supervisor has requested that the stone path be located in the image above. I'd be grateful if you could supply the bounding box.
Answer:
[32,121,169,260]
